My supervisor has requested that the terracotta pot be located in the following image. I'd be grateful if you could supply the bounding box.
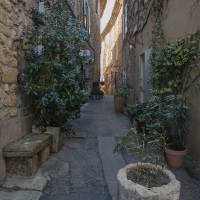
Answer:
[114,95,123,113]
[164,145,188,168]
[122,106,128,116]
[117,163,180,200]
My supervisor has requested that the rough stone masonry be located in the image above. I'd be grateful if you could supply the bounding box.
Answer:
[0,0,36,181]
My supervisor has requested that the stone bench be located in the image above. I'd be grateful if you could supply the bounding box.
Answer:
[3,133,51,178]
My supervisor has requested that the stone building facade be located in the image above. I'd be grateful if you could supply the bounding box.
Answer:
[0,0,37,182]
[101,0,123,94]
[0,0,101,182]
[71,0,101,89]
[122,0,200,164]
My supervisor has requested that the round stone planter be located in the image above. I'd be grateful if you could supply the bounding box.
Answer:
[117,163,180,200]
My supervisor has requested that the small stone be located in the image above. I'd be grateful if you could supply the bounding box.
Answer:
[0,109,9,120]
[10,0,18,4]
[10,58,18,68]
[5,94,17,107]
[9,108,18,117]
[4,84,9,91]
[10,84,18,92]
[0,0,12,12]
[2,67,18,83]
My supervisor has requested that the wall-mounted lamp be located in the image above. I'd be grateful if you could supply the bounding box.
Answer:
[129,41,143,49]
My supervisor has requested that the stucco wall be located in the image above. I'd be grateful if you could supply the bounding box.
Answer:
[122,0,200,164]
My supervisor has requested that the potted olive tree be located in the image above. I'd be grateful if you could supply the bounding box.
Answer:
[17,0,91,152]
[114,86,130,115]
[163,94,191,168]
[114,128,180,200]
[127,102,146,132]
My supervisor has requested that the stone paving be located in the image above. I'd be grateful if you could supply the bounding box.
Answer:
[0,95,200,200]
[39,96,129,200]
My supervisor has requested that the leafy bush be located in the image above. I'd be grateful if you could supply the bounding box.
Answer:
[162,94,191,150]
[128,102,146,124]
[92,81,100,87]
[93,89,104,96]
[17,0,91,131]
[114,128,165,165]
[114,86,130,106]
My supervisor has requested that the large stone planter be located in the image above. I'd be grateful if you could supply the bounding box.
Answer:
[32,126,62,153]
[117,163,180,200]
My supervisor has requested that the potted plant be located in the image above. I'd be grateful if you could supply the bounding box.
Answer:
[163,94,191,168]
[128,102,146,132]
[93,89,104,99]
[17,1,91,152]
[114,128,180,200]
[114,86,130,115]
[128,99,166,134]
[91,81,100,100]
[100,81,105,86]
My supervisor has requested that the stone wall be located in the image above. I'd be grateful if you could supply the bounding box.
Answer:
[0,0,101,182]
[122,0,200,164]
[0,0,38,182]
[71,0,101,88]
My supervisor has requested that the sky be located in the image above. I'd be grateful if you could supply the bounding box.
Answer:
[100,0,116,33]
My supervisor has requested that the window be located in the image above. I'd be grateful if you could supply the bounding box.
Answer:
[122,70,127,86]
[36,2,45,54]
[116,41,118,61]
[123,3,128,39]
[95,0,99,14]
[111,72,114,81]
[114,72,117,88]
[105,74,108,86]
[83,0,91,33]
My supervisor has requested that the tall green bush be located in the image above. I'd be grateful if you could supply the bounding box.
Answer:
[17,0,92,131]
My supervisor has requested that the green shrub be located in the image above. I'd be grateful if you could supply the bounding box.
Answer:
[17,0,91,132]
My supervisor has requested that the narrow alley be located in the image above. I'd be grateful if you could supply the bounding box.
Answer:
[0,97,200,200]
[39,96,200,200]
[39,96,129,200]
[0,0,200,200]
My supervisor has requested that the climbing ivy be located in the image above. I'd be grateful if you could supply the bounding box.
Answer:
[149,0,200,98]
[150,30,200,98]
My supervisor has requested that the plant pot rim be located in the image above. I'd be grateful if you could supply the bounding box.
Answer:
[117,163,180,196]
[164,145,188,156]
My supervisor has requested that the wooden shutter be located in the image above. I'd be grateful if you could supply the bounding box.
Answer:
[88,5,91,33]
[83,0,87,28]
[124,3,128,34]
[96,0,99,14]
